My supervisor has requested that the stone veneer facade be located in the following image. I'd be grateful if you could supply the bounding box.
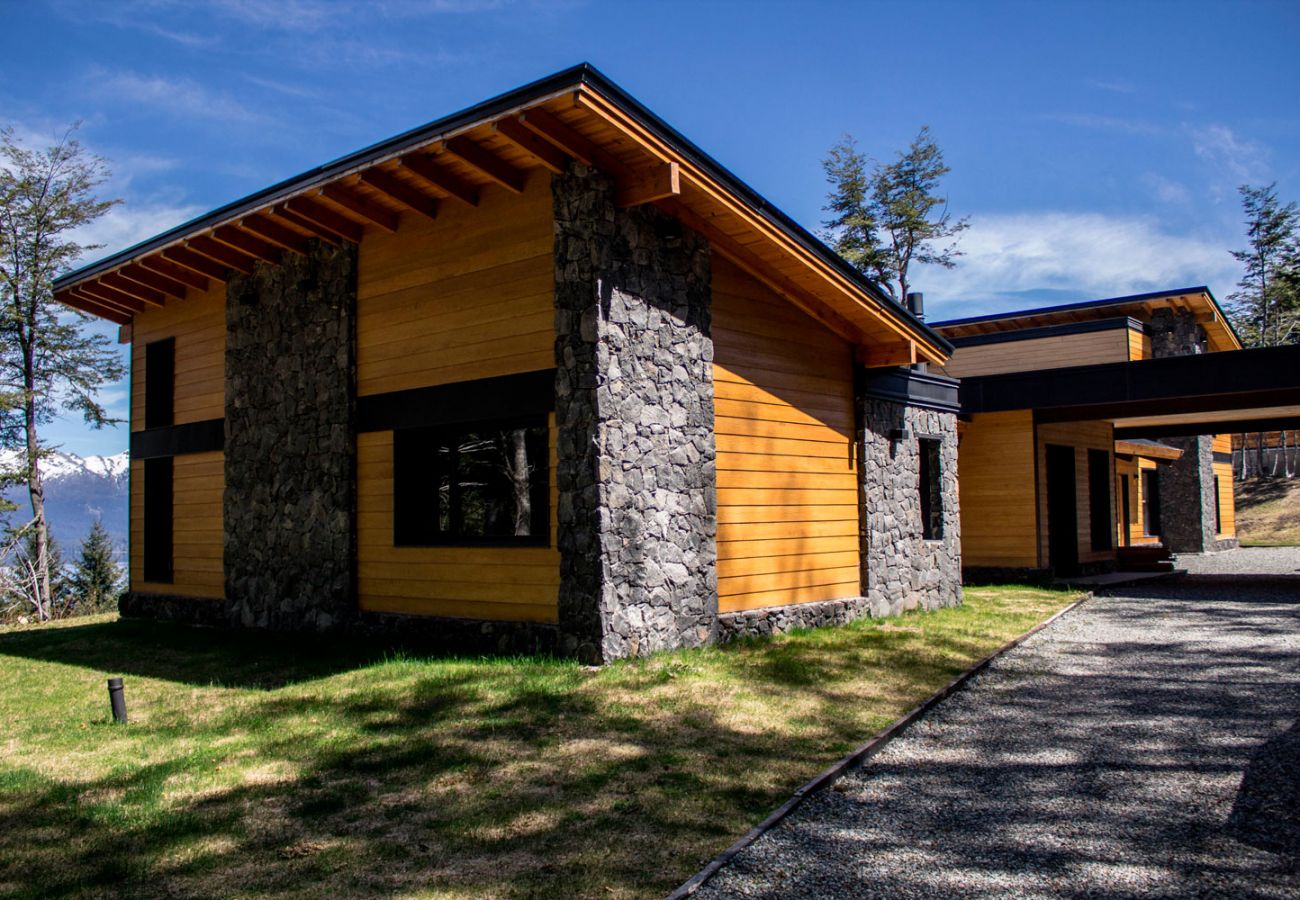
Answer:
[1150,308,1238,553]
[553,162,718,662]
[122,167,964,659]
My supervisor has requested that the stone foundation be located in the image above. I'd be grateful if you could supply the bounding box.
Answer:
[860,398,963,613]
[553,162,717,662]
[224,241,358,631]
[717,592,921,642]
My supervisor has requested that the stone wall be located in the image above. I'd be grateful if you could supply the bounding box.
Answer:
[224,240,358,631]
[1149,308,1208,358]
[860,398,963,614]
[553,162,717,662]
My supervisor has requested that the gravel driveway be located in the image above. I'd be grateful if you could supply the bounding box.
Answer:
[696,551,1300,898]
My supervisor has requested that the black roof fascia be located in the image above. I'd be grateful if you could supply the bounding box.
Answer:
[860,367,961,413]
[54,63,949,354]
[960,344,1300,420]
[947,316,1144,349]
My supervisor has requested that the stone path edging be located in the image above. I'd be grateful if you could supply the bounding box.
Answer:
[664,592,1093,900]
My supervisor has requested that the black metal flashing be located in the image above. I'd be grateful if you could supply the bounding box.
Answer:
[357,369,554,433]
[960,344,1300,424]
[53,63,949,356]
[860,367,961,413]
[947,316,1144,348]
[130,418,225,459]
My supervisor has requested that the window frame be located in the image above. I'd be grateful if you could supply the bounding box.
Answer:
[1088,448,1112,552]
[392,413,550,548]
[918,436,944,541]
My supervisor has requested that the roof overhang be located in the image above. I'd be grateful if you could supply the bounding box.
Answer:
[53,63,949,365]
[959,344,1300,437]
[933,287,1241,353]
[1114,439,1183,461]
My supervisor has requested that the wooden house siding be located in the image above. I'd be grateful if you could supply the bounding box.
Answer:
[354,173,560,622]
[128,284,226,596]
[1036,420,1116,566]
[711,256,860,613]
[938,328,1129,379]
[1213,434,1236,537]
[1127,328,1152,361]
[956,411,1039,568]
[130,452,224,598]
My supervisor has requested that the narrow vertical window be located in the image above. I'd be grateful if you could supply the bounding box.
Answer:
[145,338,175,429]
[919,438,943,540]
[1213,475,1222,533]
[1142,469,1161,537]
[143,457,173,583]
[1088,449,1112,551]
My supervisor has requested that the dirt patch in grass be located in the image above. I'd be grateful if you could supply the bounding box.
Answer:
[0,587,1076,899]
[1236,478,1300,546]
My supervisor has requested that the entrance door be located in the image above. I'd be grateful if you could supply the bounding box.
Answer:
[1120,475,1131,547]
[1046,444,1079,576]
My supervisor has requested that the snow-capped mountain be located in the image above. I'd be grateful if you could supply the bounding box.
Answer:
[0,449,129,555]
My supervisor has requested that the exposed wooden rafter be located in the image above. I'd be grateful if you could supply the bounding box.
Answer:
[61,289,130,324]
[239,214,313,254]
[78,281,148,313]
[398,153,479,206]
[100,272,165,307]
[856,341,917,368]
[320,183,400,232]
[138,255,209,292]
[518,107,606,168]
[616,162,680,208]
[120,263,188,300]
[162,246,231,282]
[212,225,284,264]
[281,196,364,243]
[441,136,526,193]
[357,169,440,221]
[268,204,344,245]
[492,117,568,174]
[187,235,256,275]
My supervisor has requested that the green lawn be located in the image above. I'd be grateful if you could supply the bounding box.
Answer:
[1236,477,1300,547]
[0,586,1077,899]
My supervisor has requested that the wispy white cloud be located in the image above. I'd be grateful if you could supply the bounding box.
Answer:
[68,201,206,262]
[1047,113,1164,136]
[1191,123,1270,183]
[919,212,1239,319]
[1141,172,1192,206]
[1087,78,1137,95]
[90,69,265,124]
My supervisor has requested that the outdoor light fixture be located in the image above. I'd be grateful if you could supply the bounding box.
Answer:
[107,677,127,724]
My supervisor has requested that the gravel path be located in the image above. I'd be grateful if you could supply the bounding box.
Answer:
[696,567,1300,898]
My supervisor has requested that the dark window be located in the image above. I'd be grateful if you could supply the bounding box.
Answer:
[919,438,943,540]
[144,338,175,429]
[1142,469,1161,537]
[1120,474,1131,546]
[394,417,549,546]
[1088,449,1112,551]
[143,456,173,583]
[1214,475,1222,533]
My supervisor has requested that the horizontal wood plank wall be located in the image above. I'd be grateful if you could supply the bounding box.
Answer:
[1214,460,1236,537]
[1132,458,1160,544]
[356,171,553,397]
[355,171,559,622]
[1037,420,1117,566]
[1127,328,1151,361]
[957,411,1038,568]
[129,283,226,430]
[938,329,1129,379]
[711,257,860,613]
[130,451,224,597]
[129,285,226,597]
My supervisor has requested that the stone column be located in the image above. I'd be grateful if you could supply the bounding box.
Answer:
[1147,308,1230,552]
[859,397,963,614]
[224,240,358,631]
[553,162,717,662]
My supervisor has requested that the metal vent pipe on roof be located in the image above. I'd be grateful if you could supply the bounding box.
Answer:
[906,292,925,320]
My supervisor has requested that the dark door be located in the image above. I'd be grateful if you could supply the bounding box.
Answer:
[1046,444,1079,576]
[1120,475,1131,547]
[1143,469,1161,537]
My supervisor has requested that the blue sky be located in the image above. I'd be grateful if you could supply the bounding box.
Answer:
[3,0,1298,456]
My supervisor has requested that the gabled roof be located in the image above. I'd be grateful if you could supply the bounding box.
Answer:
[932,287,1241,352]
[54,63,950,364]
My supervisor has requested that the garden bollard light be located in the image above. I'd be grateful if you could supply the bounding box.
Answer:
[107,677,127,724]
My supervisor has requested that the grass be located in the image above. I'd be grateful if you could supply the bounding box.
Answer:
[0,586,1077,899]
[1235,477,1300,547]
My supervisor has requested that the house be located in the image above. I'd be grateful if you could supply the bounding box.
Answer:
[931,287,1283,579]
[53,64,963,662]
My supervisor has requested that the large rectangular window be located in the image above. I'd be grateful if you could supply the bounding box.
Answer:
[142,456,173,583]
[1088,449,1112,551]
[919,438,943,540]
[144,338,175,429]
[394,417,549,546]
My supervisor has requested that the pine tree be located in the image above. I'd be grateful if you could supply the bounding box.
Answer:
[0,125,125,620]
[70,518,122,614]
[822,127,968,303]
[1228,183,1300,348]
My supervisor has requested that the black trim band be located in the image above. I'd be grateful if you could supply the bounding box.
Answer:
[947,316,1144,349]
[1213,451,1234,465]
[860,367,961,413]
[358,369,555,433]
[130,419,225,459]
